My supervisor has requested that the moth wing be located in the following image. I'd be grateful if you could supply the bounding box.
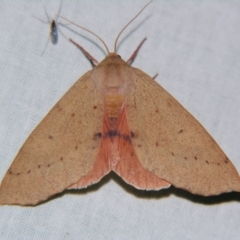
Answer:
[112,107,171,190]
[126,68,240,196]
[0,70,106,205]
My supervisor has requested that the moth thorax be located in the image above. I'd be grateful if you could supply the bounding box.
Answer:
[104,93,124,118]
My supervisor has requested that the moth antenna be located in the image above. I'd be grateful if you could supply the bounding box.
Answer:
[114,1,152,53]
[59,16,110,54]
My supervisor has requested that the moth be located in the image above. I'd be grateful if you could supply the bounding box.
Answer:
[0,2,239,206]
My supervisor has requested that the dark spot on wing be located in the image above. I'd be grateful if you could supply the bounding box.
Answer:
[7,160,61,177]
[75,145,78,150]
[167,99,173,107]
[130,131,135,138]
[106,130,119,138]
[171,152,174,156]
[178,129,183,134]
[104,131,134,143]
[71,113,75,117]
[155,109,159,113]
[155,141,159,146]
[131,131,139,138]
[122,134,132,143]
[137,144,142,148]
[184,157,187,160]
[94,132,102,140]
[93,105,97,109]
[93,130,135,143]
[224,158,228,164]
[48,135,53,140]
[206,160,209,164]
[56,104,62,111]
[194,156,197,160]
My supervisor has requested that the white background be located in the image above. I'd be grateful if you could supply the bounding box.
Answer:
[0,1,240,239]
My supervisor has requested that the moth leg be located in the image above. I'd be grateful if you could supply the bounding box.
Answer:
[70,38,99,67]
[126,38,147,65]
[152,73,158,80]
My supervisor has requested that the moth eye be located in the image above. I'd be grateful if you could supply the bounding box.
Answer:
[117,55,121,58]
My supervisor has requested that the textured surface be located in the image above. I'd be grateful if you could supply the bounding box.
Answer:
[0,0,240,239]
[0,71,104,205]
[128,68,240,195]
